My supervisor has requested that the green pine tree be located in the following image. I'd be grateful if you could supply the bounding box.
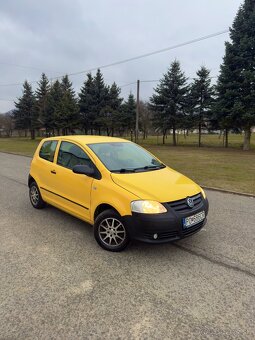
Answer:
[190,66,215,147]
[121,93,136,140]
[214,42,239,147]
[78,73,96,134]
[105,82,123,136]
[150,60,189,145]
[218,0,255,150]
[60,75,79,135]
[48,80,63,135]
[35,73,51,134]
[14,80,37,139]
[93,69,109,134]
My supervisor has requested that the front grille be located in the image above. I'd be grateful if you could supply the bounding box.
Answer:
[168,193,202,213]
[182,221,204,236]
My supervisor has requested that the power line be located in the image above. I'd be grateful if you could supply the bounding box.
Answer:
[59,29,229,79]
[119,82,137,88]
[0,62,63,74]
[0,80,38,87]
[0,29,229,87]
[140,75,218,83]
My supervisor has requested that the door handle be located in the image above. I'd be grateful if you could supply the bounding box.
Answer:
[51,170,56,174]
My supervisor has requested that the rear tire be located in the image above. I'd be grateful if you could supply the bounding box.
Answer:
[94,209,130,252]
[29,181,46,209]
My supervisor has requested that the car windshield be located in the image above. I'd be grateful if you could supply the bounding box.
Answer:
[88,142,165,173]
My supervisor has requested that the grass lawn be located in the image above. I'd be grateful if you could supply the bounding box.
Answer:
[0,137,41,156]
[0,136,255,194]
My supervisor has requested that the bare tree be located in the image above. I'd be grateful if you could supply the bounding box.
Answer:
[0,112,14,137]
[139,101,152,139]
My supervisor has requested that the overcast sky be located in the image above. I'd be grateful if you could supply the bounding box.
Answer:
[0,0,243,112]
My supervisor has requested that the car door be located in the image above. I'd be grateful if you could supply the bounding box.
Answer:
[48,141,94,222]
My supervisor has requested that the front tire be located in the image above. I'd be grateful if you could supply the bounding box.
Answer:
[29,181,46,209]
[94,209,130,252]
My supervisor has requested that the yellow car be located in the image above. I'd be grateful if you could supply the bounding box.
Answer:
[29,135,209,251]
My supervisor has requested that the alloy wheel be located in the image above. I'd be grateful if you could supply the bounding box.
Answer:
[98,217,126,247]
[30,185,39,206]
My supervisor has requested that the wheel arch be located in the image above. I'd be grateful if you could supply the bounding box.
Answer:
[28,174,36,187]
[93,203,120,222]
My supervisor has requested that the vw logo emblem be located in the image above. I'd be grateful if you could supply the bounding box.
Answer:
[186,197,194,208]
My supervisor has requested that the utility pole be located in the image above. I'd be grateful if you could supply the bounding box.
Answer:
[135,79,140,143]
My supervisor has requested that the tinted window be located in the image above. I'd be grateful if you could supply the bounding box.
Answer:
[39,141,58,162]
[57,141,93,170]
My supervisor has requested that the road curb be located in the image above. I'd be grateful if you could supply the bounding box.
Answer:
[202,186,255,198]
[0,151,32,158]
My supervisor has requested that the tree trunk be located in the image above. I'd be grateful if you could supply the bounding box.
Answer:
[198,122,202,147]
[173,126,177,146]
[224,129,229,148]
[131,130,133,141]
[30,129,35,140]
[243,128,251,151]
[162,129,167,144]
[111,128,114,137]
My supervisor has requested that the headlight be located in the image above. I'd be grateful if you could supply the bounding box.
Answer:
[131,200,167,214]
[201,188,206,199]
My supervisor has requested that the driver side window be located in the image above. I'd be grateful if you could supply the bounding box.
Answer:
[57,141,93,170]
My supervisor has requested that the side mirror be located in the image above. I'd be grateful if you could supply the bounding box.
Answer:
[72,164,95,177]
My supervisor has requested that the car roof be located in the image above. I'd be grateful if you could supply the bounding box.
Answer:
[43,135,130,145]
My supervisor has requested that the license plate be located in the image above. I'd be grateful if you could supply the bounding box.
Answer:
[183,211,205,229]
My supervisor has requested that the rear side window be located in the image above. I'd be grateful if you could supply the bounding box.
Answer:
[57,141,93,170]
[39,141,58,162]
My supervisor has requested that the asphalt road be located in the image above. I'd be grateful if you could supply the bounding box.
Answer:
[0,152,255,340]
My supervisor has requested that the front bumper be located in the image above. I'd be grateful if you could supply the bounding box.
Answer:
[123,197,209,243]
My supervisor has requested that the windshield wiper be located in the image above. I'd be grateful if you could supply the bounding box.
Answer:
[111,164,166,173]
[111,168,136,173]
[133,164,166,172]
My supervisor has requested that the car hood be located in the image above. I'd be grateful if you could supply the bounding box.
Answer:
[111,167,201,202]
